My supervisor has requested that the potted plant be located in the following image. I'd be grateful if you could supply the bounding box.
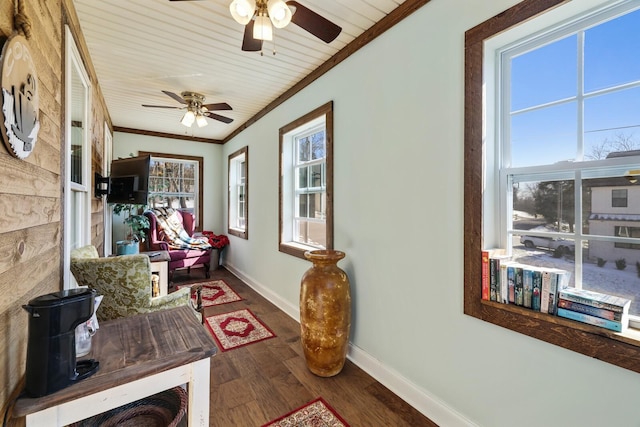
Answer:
[113,203,150,254]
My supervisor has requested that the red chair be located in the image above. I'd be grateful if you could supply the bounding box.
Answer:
[144,208,212,281]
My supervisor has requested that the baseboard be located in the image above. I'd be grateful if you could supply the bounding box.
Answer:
[224,263,300,322]
[223,262,476,427]
[347,345,477,427]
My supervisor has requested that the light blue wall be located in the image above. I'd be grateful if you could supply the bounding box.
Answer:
[220,1,640,426]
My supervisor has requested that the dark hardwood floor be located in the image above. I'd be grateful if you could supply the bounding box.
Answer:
[171,267,438,426]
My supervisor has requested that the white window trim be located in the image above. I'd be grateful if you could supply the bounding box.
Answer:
[228,147,248,238]
[64,25,92,289]
[283,116,326,250]
[103,122,113,256]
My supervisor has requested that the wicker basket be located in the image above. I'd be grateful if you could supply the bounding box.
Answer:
[68,386,187,427]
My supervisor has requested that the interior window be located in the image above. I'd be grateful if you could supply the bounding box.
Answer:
[228,146,248,239]
[464,0,640,374]
[279,102,334,259]
[140,152,204,230]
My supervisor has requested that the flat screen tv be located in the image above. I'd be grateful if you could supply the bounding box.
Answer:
[107,155,151,205]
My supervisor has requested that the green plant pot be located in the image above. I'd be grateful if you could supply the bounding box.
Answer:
[116,240,139,255]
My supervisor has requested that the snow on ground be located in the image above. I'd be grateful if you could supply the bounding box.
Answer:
[512,245,640,316]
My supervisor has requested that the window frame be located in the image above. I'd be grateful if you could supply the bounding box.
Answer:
[228,146,248,239]
[63,25,92,289]
[464,0,640,375]
[279,102,334,259]
[140,151,204,231]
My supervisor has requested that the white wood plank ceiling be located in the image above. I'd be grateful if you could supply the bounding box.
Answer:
[72,0,407,141]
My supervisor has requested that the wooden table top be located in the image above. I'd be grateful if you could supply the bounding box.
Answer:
[14,305,217,417]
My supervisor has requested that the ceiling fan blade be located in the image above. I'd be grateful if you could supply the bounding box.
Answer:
[142,104,180,109]
[205,112,234,124]
[161,90,187,104]
[202,102,232,111]
[242,21,263,52]
[286,1,341,43]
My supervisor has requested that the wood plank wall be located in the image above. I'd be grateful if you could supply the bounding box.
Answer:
[0,0,110,418]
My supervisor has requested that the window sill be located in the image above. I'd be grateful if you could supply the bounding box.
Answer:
[474,300,640,363]
[228,228,247,239]
[279,241,323,260]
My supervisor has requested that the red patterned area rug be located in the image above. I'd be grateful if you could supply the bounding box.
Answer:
[261,398,349,427]
[205,308,276,351]
[177,280,242,307]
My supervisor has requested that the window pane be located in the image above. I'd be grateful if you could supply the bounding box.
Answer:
[510,102,577,167]
[511,35,576,111]
[298,137,310,162]
[297,193,308,218]
[584,8,640,92]
[298,166,308,188]
[584,87,640,160]
[513,179,576,233]
[311,164,322,188]
[308,192,316,218]
[311,131,325,160]
[295,219,326,248]
[71,126,83,184]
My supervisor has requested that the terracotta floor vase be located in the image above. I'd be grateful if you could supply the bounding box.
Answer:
[300,250,351,377]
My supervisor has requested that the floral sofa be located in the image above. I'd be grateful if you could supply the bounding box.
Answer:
[144,208,213,280]
[70,245,197,321]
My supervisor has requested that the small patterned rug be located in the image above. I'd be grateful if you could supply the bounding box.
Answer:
[177,280,242,307]
[261,398,349,427]
[205,308,275,351]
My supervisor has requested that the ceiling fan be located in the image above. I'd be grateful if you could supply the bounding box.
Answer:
[169,0,342,53]
[142,91,233,127]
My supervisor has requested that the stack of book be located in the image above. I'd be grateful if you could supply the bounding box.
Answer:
[556,288,631,332]
[481,249,571,314]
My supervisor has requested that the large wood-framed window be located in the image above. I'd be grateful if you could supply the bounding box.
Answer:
[464,0,640,374]
[139,151,204,230]
[228,146,248,239]
[279,102,334,259]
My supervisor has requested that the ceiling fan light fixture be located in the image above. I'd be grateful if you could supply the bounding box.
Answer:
[253,13,273,40]
[196,114,208,128]
[230,0,256,25]
[181,110,195,127]
[267,0,292,28]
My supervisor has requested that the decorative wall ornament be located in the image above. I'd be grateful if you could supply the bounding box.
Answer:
[0,33,40,159]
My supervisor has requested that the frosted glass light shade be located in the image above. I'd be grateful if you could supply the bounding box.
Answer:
[267,0,291,28]
[230,0,256,25]
[181,110,195,127]
[253,14,273,40]
[196,114,208,128]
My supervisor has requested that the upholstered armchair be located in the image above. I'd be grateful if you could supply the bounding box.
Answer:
[70,245,198,322]
[144,208,212,281]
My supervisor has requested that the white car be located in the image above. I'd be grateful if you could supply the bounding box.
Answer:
[519,235,575,254]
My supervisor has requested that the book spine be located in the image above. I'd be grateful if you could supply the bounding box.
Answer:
[523,268,533,308]
[540,271,551,314]
[557,299,622,321]
[558,291,625,313]
[515,267,524,306]
[489,258,498,302]
[507,266,515,304]
[532,270,542,312]
[557,308,623,332]
[481,251,490,301]
[500,263,509,304]
[548,272,558,315]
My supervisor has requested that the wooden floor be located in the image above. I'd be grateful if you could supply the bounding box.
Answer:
[172,267,438,427]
